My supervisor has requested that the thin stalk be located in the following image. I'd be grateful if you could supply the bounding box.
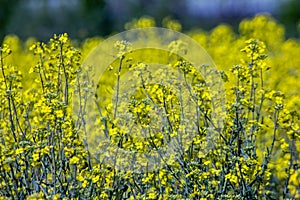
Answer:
[114,56,124,119]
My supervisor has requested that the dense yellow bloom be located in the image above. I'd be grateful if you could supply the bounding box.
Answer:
[0,15,299,199]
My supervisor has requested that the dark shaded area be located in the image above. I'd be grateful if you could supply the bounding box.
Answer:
[81,0,112,36]
[279,0,300,38]
[0,0,20,41]
[0,0,299,42]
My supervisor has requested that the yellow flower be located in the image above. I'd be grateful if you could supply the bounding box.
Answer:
[100,191,108,199]
[32,153,39,162]
[92,175,100,183]
[77,175,85,182]
[82,180,88,188]
[55,110,64,118]
[58,33,68,43]
[53,194,60,200]
[148,192,156,199]
[15,148,24,155]
[70,156,80,165]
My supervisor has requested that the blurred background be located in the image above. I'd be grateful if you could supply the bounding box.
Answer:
[0,0,300,42]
